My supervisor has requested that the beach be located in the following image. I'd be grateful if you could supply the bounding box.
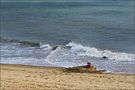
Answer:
[1,0,134,75]
[1,0,134,90]
[0,64,134,90]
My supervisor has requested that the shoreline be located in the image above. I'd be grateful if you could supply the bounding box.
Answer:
[1,63,134,74]
[1,64,135,90]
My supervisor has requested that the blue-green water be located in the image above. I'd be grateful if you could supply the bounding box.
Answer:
[0,0,134,73]
[1,0,134,53]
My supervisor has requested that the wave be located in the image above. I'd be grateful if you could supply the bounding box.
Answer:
[66,42,135,61]
[0,37,40,47]
[1,40,135,73]
[43,42,135,68]
[1,37,134,62]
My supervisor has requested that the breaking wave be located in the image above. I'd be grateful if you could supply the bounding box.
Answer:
[1,40,134,72]
[66,42,135,61]
[1,37,134,62]
[43,42,134,67]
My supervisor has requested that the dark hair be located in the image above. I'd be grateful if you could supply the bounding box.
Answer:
[87,62,91,64]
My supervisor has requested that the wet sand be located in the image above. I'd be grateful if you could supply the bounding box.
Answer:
[0,64,134,90]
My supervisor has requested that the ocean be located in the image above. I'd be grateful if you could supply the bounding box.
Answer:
[0,0,134,73]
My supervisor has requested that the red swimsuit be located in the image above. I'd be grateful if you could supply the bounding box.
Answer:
[87,64,91,68]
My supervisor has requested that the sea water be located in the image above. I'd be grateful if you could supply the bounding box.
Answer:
[0,0,134,73]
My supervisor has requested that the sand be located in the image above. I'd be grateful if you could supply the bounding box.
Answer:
[0,64,135,90]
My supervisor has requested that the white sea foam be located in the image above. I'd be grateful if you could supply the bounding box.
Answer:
[1,41,135,73]
[43,41,135,67]
[66,42,135,61]
[45,46,84,67]
[40,44,52,50]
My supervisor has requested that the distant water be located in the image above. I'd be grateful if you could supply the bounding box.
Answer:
[0,0,134,73]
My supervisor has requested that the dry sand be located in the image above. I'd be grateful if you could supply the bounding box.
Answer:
[0,64,135,90]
